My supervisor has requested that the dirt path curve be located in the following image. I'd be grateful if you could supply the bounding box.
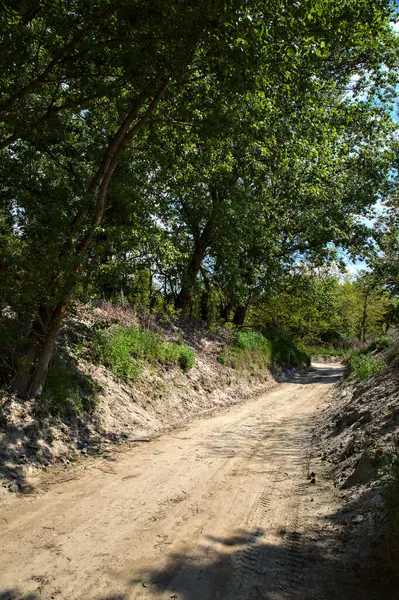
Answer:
[0,363,352,600]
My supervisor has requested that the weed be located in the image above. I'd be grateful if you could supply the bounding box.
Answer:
[218,331,310,370]
[177,345,195,372]
[349,354,386,382]
[92,326,195,380]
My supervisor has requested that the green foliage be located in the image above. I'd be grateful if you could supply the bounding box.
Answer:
[217,352,226,366]
[177,346,195,373]
[218,331,310,370]
[92,326,195,380]
[271,338,311,368]
[1,0,399,396]
[382,452,399,532]
[304,346,349,358]
[349,354,386,382]
[367,335,393,352]
[250,265,399,351]
[38,357,101,418]
[235,331,273,356]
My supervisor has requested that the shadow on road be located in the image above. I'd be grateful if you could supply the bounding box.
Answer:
[289,363,346,386]
[3,505,397,600]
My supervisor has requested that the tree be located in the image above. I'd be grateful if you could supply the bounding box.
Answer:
[1,0,398,396]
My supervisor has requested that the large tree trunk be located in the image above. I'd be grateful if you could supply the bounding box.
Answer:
[29,302,67,397]
[11,303,67,397]
[175,219,213,312]
[233,304,248,327]
[220,301,234,322]
[11,306,54,395]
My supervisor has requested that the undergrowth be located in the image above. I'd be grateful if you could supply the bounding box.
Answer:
[218,331,310,370]
[349,354,386,382]
[304,345,349,358]
[92,325,195,381]
[367,335,393,353]
[38,355,101,418]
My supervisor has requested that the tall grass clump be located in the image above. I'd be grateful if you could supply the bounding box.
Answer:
[235,331,273,356]
[92,326,195,381]
[349,354,386,382]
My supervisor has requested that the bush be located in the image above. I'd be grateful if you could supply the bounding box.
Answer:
[218,331,310,370]
[367,335,393,353]
[217,352,226,365]
[382,452,399,532]
[92,326,195,380]
[304,345,349,358]
[38,356,101,417]
[349,354,386,382]
[235,331,272,357]
[272,338,310,367]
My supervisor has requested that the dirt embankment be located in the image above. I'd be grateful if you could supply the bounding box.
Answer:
[318,359,399,491]
[315,349,399,597]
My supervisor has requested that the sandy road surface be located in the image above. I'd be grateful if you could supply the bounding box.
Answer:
[0,364,352,600]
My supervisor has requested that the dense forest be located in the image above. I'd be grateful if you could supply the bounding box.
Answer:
[0,0,399,400]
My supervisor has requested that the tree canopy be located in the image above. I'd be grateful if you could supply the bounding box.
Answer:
[1,0,398,396]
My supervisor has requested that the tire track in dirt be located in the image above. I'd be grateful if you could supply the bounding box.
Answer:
[232,470,279,597]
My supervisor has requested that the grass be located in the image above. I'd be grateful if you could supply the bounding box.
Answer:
[92,326,195,381]
[349,353,386,382]
[304,345,350,358]
[218,331,310,371]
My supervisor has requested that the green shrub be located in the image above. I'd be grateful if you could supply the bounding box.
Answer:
[382,452,399,532]
[367,335,393,353]
[304,345,349,358]
[217,352,226,365]
[349,354,386,382]
[39,356,101,417]
[218,331,310,370]
[92,326,195,380]
[177,345,195,372]
[235,331,272,357]
[272,338,310,367]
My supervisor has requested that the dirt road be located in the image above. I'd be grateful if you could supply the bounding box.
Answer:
[1,363,355,600]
